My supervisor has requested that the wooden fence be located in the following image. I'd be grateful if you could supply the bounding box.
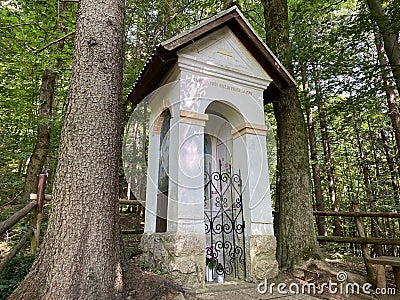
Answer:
[0,174,144,273]
[313,201,400,283]
[0,174,47,273]
[313,203,400,246]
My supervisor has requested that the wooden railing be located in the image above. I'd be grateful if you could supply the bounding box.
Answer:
[0,174,47,273]
[0,177,145,273]
[313,204,400,246]
[312,202,400,283]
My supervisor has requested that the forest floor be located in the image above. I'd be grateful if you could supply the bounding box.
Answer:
[120,215,398,300]
[124,255,398,299]
[0,213,397,299]
[124,254,398,299]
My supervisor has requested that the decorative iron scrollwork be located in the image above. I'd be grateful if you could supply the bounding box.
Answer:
[204,161,246,279]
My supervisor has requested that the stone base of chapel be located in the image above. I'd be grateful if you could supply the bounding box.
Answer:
[247,235,279,281]
[140,232,206,289]
[140,232,279,289]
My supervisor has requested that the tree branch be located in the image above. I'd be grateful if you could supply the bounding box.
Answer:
[0,23,31,29]
[34,31,75,54]
[153,0,196,40]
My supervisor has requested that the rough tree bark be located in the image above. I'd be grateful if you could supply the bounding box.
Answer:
[9,0,127,299]
[261,0,321,269]
[365,0,400,96]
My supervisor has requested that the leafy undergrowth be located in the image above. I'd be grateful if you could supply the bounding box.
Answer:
[0,255,35,300]
[0,250,184,300]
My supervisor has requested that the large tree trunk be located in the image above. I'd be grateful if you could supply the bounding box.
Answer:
[22,69,56,200]
[261,0,321,270]
[365,0,400,96]
[9,0,127,299]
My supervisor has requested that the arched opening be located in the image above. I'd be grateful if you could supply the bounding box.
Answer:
[156,109,171,233]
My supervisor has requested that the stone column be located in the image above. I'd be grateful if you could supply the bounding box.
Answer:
[143,121,161,233]
[232,122,278,281]
[141,109,209,289]
[168,110,208,232]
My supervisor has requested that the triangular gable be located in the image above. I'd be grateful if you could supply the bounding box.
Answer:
[178,27,270,83]
[127,6,296,105]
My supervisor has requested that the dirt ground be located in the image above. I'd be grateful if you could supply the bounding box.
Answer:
[125,258,398,300]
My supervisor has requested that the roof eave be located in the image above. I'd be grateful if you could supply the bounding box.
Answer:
[127,47,178,105]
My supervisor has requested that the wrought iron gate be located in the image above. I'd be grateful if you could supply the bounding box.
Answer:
[204,161,246,279]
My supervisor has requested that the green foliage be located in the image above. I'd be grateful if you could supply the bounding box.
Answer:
[122,233,143,258]
[0,254,35,300]
[288,0,400,256]
[0,0,76,208]
[0,3,75,276]
[124,0,228,98]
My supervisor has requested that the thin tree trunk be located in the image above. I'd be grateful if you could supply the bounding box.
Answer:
[352,201,375,282]
[302,69,326,236]
[313,65,342,236]
[135,102,148,228]
[320,111,342,235]
[261,0,321,270]
[385,217,395,255]
[374,32,400,155]
[381,129,400,206]
[369,127,384,256]
[22,2,68,200]
[354,116,382,256]
[130,116,141,225]
[22,69,56,199]
[365,0,400,96]
[9,0,127,299]
[381,129,400,231]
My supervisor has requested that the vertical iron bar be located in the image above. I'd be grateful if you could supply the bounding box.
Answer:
[229,164,237,277]
[219,159,226,276]
[208,161,214,279]
[239,169,246,278]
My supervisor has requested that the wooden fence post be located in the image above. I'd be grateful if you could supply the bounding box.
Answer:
[352,201,375,283]
[30,174,47,254]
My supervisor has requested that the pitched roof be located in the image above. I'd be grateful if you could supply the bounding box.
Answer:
[127,6,296,105]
